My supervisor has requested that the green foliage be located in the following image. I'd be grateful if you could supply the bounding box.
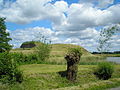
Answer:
[36,43,51,61]
[97,24,119,53]
[0,17,12,52]
[22,41,35,45]
[10,53,38,65]
[0,52,23,83]
[68,48,82,56]
[94,62,114,80]
[65,48,82,81]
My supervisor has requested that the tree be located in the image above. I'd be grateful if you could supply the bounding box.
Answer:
[0,17,12,52]
[97,24,119,53]
[65,48,82,81]
[35,33,52,62]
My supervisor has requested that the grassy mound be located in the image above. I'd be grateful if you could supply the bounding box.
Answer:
[11,42,105,65]
[48,44,105,65]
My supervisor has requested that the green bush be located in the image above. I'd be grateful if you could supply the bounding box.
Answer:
[10,53,25,64]
[68,48,82,56]
[94,62,114,80]
[36,43,51,62]
[10,53,38,65]
[0,52,23,83]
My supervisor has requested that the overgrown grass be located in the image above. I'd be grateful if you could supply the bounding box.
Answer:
[0,64,120,90]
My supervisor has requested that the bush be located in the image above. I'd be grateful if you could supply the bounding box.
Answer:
[10,53,38,65]
[94,62,114,80]
[0,52,23,83]
[10,53,25,65]
[36,43,51,62]
[67,48,82,56]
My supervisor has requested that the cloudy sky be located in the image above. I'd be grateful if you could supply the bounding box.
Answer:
[0,0,120,52]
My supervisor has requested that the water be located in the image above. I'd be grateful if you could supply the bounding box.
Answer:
[106,57,120,64]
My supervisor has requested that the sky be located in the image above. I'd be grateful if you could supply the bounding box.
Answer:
[0,0,120,52]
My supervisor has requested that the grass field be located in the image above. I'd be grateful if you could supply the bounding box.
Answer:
[1,64,120,90]
[2,43,119,90]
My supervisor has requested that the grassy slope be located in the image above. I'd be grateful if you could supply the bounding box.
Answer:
[11,43,91,55]
[11,43,105,65]
[48,44,96,64]
[1,64,120,90]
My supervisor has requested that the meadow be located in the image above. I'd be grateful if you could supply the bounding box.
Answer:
[1,64,120,90]
[0,43,120,90]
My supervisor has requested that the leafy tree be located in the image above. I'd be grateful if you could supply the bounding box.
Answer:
[0,17,12,52]
[97,24,119,53]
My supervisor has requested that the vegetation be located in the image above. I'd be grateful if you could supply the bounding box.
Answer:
[97,24,119,53]
[0,52,23,83]
[92,51,120,54]
[0,64,120,90]
[9,41,52,65]
[65,48,82,81]
[94,54,120,57]
[67,48,82,56]
[10,53,38,65]
[0,18,23,84]
[35,42,51,62]
[94,62,114,80]
[0,17,12,52]
[11,43,105,65]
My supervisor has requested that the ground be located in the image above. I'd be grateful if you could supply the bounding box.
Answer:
[0,43,119,89]
[1,64,120,90]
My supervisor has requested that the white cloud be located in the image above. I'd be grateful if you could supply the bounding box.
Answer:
[0,0,67,24]
[1,0,120,51]
[54,1,68,13]
[98,0,114,8]
[79,0,114,8]
[9,27,55,48]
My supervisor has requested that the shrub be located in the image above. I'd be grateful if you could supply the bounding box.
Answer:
[0,52,23,83]
[36,43,51,62]
[10,53,25,65]
[10,53,38,65]
[67,48,82,57]
[94,62,114,80]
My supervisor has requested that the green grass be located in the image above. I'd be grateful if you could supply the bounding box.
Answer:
[1,43,119,89]
[1,64,120,90]
[94,54,120,57]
